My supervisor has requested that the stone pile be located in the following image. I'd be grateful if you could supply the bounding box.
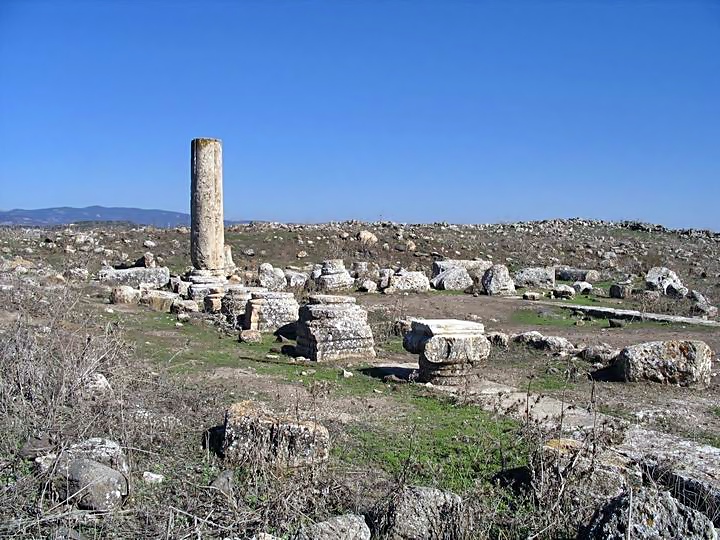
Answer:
[295,295,376,362]
[243,291,299,333]
[314,260,355,292]
[403,319,489,385]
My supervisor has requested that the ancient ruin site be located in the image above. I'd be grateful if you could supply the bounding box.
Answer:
[3,2,719,538]
[1,137,718,539]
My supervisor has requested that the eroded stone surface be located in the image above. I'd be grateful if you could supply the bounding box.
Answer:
[222,401,329,468]
[295,294,375,362]
[190,138,225,272]
[611,340,712,386]
[244,291,299,333]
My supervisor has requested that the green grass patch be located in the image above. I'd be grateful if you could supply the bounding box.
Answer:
[378,337,407,355]
[431,289,468,296]
[597,404,635,422]
[511,308,582,328]
[334,393,526,493]
[104,308,392,396]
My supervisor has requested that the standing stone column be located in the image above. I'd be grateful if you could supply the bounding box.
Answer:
[191,138,225,273]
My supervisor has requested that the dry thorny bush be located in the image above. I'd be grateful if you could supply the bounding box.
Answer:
[0,287,356,538]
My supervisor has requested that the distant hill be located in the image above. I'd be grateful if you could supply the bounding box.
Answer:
[0,206,248,228]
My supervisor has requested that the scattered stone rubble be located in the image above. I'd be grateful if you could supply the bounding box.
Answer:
[295,295,375,362]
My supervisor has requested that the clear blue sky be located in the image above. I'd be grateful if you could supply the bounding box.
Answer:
[1,1,719,227]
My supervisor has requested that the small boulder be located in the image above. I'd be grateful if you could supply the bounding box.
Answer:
[239,329,263,344]
[294,514,370,540]
[110,286,140,305]
[646,267,689,297]
[370,486,467,540]
[573,281,593,295]
[481,264,515,296]
[259,263,286,291]
[611,340,712,386]
[55,459,128,511]
[357,230,378,246]
[486,331,509,348]
[552,284,576,299]
[582,488,716,540]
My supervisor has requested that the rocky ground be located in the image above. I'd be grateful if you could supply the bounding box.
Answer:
[0,219,718,539]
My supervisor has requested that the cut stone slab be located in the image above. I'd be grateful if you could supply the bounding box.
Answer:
[549,303,720,328]
[556,266,601,282]
[244,291,299,333]
[222,401,329,468]
[139,290,178,313]
[429,266,473,291]
[387,271,430,293]
[403,319,485,353]
[296,295,375,362]
[98,266,170,289]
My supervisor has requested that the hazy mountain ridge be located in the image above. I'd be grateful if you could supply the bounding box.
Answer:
[0,206,249,227]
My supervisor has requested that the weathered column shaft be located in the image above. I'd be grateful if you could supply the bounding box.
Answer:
[190,138,225,272]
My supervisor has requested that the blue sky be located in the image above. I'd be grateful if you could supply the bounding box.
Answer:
[1,1,719,227]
